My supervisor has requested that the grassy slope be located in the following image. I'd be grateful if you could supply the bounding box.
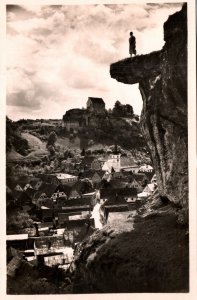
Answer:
[20,132,48,158]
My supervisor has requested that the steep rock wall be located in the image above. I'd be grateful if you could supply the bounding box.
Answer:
[72,5,189,293]
[110,4,188,207]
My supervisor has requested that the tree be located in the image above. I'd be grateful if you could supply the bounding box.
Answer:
[112,100,123,116]
[48,145,56,156]
[7,210,34,234]
[47,131,57,147]
[81,148,85,156]
[112,101,134,117]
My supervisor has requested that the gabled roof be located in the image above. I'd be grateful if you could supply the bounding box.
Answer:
[105,196,127,206]
[132,173,147,183]
[71,181,94,195]
[92,170,106,177]
[25,188,37,198]
[80,170,105,179]
[120,157,136,167]
[14,181,30,189]
[79,170,95,179]
[29,178,42,187]
[129,177,142,186]
[59,184,72,197]
[36,183,60,198]
[109,178,129,189]
[61,197,92,207]
[142,172,154,182]
[96,179,111,189]
[100,187,137,198]
[81,156,98,165]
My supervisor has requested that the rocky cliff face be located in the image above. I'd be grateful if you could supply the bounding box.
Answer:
[110,4,188,208]
[71,5,189,294]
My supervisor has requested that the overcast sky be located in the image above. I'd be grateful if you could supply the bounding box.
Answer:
[6,2,183,121]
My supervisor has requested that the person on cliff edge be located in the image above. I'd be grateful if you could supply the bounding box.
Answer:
[129,32,136,57]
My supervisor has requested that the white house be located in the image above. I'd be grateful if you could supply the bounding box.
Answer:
[137,183,156,198]
[139,164,153,173]
[55,173,78,185]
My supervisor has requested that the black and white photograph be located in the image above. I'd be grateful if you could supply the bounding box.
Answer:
[3,0,196,296]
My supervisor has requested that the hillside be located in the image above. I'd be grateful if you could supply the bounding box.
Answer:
[6,111,150,163]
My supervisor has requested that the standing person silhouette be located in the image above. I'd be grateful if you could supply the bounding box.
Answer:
[129,32,136,57]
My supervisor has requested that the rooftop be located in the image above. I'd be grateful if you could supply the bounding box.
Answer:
[7,234,28,241]
[56,173,78,180]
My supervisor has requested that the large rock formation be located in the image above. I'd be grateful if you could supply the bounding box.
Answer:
[110,4,188,208]
[71,5,189,294]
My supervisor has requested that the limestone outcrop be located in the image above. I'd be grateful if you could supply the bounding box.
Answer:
[71,4,189,294]
[110,4,188,208]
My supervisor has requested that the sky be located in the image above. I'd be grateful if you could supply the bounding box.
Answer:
[6,2,183,121]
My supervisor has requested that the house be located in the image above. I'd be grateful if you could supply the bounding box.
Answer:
[80,170,108,186]
[55,173,78,185]
[34,235,73,266]
[112,170,125,179]
[100,187,137,203]
[40,198,54,209]
[108,178,129,189]
[151,174,157,184]
[24,188,37,201]
[34,183,67,205]
[81,193,97,207]
[6,234,28,250]
[86,97,105,114]
[132,173,150,187]
[139,164,153,173]
[37,174,61,185]
[102,160,120,172]
[138,183,157,198]
[54,206,91,221]
[17,189,36,210]
[91,171,106,186]
[80,156,102,171]
[65,181,94,200]
[41,207,54,222]
[62,196,93,208]
[121,165,140,173]
[58,212,81,226]
[120,157,139,172]
[143,183,156,194]
[12,181,34,192]
[129,178,143,192]
[30,179,43,190]
[23,183,33,191]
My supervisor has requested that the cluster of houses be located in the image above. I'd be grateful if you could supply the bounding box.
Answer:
[6,150,156,275]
